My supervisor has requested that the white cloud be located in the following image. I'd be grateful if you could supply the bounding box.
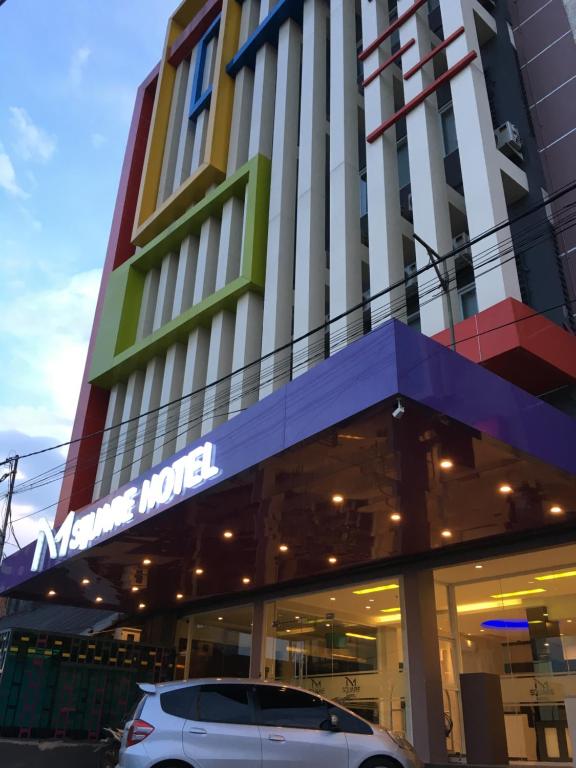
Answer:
[91,132,106,149]
[69,46,91,88]
[0,268,102,442]
[0,147,28,198]
[9,107,56,163]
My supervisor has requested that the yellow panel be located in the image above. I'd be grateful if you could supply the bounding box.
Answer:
[133,0,240,247]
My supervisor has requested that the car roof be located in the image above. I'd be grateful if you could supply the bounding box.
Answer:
[138,678,310,694]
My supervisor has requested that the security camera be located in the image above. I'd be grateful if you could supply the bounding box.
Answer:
[392,398,405,420]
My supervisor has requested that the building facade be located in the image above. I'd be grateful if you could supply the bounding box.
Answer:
[3,0,576,764]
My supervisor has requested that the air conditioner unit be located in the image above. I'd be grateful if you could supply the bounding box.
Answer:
[494,121,523,157]
[404,261,418,289]
[453,232,471,259]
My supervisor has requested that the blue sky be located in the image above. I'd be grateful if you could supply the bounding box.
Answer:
[0,0,171,552]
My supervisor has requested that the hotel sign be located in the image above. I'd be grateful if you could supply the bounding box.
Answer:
[30,442,220,573]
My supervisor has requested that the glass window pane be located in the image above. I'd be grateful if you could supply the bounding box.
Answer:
[198,684,252,724]
[329,704,373,734]
[460,288,478,319]
[186,606,253,678]
[441,107,458,156]
[256,686,328,729]
[161,687,197,719]
[398,141,410,188]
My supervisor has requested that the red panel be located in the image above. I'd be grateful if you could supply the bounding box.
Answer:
[359,0,427,61]
[433,298,576,394]
[367,51,477,143]
[403,26,464,80]
[55,68,159,525]
[168,0,222,67]
[362,38,415,88]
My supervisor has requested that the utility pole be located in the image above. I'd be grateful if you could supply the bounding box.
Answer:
[413,233,456,351]
[0,455,18,564]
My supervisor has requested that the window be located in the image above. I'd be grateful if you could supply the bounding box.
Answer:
[161,686,198,719]
[459,286,478,319]
[329,705,373,735]
[441,106,458,156]
[256,686,329,729]
[397,140,410,189]
[197,684,252,724]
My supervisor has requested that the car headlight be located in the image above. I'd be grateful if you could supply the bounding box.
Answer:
[388,731,415,752]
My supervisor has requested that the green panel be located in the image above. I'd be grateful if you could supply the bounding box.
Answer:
[89,154,271,387]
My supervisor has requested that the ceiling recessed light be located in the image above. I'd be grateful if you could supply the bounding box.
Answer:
[346,632,377,641]
[325,623,331,628]
[490,588,546,599]
[294,615,300,620]
[142,558,152,566]
[550,505,564,515]
[439,459,454,470]
[131,586,139,592]
[242,577,251,584]
[330,597,336,601]
[95,596,103,603]
[286,629,291,633]
[138,603,146,610]
[441,530,452,538]
[176,593,184,600]
[365,605,371,609]
[47,590,56,597]
[218,616,223,621]
[368,598,375,602]
[568,619,573,624]
[81,578,90,585]
[498,484,513,495]
[328,556,338,565]
[475,565,483,570]
[480,629,485,632]
[279,544,288,552]
[332,494,344,504]
[390,513,401,522]
[223,531,234,539]
[195,568,204,575]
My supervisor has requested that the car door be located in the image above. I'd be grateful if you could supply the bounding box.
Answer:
[254,685,348,768]
[182,683,262,768]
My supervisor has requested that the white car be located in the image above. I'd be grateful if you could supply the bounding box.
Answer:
[117,678,422,768]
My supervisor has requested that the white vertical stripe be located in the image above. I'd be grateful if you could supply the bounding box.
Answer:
[130,356,165,478]
[110,370,145,491]
[248,0,277,159]
[136,268,160,340]
[175,328,210,451]
[229,292,264,417]
[172,235,199,317]
[329,0,363,352]
[201,311,235,434]
[293,0,328,377]
[193,217,221,304]
[174,52,197,189]
[260,19,302,398]
[157,59,190,205]
[92,382,126,499]
[153,253,179,331]
[152,342,187,464]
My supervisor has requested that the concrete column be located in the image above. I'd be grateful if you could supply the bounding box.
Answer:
[136,268,160,340]
[249,599,267,679]
[174,50,197,189]
[152,342,187,465]
[229,292,264,417]
[158,59,190,205]
[248,0,277,159]
[110,370,145,491]
[329,0,363,353]
[401,570,448,764]
[130,356,165,477]
[172,235,199,317]
[153,252,179,331]
[361,0,405,330]
[175,327,210,451]
[260,20,302,399]
[399,0,458,336]
[201,310,235,434]
[293,0,328,378]
[193,217,221,304]
[92,382,126,500]
[439,0,521,308]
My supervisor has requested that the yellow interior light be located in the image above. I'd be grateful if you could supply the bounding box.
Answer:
[380,607,402,613]
[375,613,402,623]
[535,571,576,581]
[345,632,377,641]
[456,599,522,614]
[353,584,399,595]
[490,589,545,599]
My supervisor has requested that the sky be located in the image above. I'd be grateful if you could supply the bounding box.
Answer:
[0,1,172,554]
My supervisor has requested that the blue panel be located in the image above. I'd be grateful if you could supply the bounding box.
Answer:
[481,620,529,630]
[189,14,221,122]
[226,0,304,77]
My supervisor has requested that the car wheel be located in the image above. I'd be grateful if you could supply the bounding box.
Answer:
[361,758,403,768]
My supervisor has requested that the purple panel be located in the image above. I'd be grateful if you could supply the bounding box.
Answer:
[515,7,571,66]
[394,322,576,475]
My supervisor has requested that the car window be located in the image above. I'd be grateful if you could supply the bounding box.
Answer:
[161,686,198,719]
[255,686,329,729]
[197,684,252,724]
[328,704,373,735]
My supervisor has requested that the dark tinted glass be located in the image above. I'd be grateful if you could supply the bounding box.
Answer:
[328,704,373,735]
[161,687,198,719]
[256,686,328,729]
[197,684,252,724]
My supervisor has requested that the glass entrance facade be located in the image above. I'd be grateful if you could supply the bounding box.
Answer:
[436,543,576,763]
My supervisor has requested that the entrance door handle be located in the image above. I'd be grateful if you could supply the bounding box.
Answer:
[268,734,286,742]
[188,727,208,735]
